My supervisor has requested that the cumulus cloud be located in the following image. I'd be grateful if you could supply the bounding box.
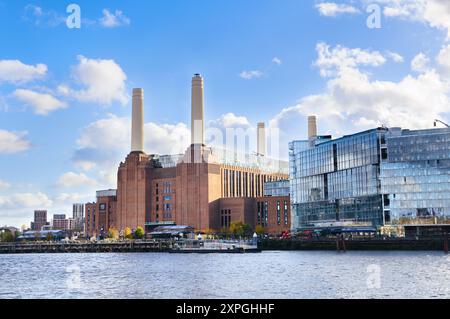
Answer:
[0,192,53,210]
[57,172,98,188]
[72,115,190,188]
[316,2,360,16]
[0,130,31,154]
[99,9,130,28]
[60,55,128,106]
[239,70,263,80]
[411,53,430,72]
[370,0,450,39]
[0,60,47,84]
[270,42,450,157]
[208,113,252,130]
[386,51,404,63]
[12,89,67,115]
[315,42,386,77]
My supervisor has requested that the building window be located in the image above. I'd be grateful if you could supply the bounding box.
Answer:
[220,209,231,228]
[257,202,262,224]
[277,201,281,225]
[263,202,268,227]
[164,195,172,201]
[284,201,289,225]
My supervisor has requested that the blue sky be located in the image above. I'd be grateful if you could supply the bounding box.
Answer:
[1,0,450,227]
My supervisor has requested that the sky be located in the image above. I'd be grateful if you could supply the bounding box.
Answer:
[1,0,450,228]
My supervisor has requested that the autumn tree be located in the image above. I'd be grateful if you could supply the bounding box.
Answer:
[107,227,119,240]
[255,225,265,235]
[134,226,145,239]
[124,227,133,239]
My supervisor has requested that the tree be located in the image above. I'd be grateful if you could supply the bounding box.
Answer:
[242,223,253,237]
[45,232,54,242]
[0,231,14,242]
[134,226,145,239]
[230,222,252,238]
[255,225,265,235]
[107,227,119,240]
[124,227,133,239]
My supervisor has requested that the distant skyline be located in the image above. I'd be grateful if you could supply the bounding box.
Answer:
[1,0,450,227]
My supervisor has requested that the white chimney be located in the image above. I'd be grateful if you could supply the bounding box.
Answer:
[257,122,266,156]
[308,115,317,139]
[131,88,144,152]
[191,74,204,145]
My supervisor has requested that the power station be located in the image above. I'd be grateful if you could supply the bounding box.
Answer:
[85,75,290,236]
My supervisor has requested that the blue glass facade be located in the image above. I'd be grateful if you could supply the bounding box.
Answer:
[380,128,450,224]
[290,129,387,230]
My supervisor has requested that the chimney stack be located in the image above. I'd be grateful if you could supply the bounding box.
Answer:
[257,122,266,156]
[308,115,317,139]
[191,74,204,145]
[131,88,144,152]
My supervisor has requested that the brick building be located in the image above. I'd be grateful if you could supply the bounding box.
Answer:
[85,75,290,236]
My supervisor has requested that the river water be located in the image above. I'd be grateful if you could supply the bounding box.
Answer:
[0,251,449,299]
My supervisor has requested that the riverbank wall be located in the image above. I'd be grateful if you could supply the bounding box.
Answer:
[0,241,173,254]
[259,238,450,251]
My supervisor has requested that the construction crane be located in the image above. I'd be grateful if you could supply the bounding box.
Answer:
[434,119,450,128]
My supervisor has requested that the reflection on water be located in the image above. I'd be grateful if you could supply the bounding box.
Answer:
[0,251,449,299]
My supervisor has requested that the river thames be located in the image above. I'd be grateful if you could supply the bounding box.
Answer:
[1,251,449,299]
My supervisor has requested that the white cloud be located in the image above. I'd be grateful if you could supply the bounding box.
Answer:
[239,70,263,80]
[0,60,47,84]
[0,180,11,189]
[99,9,130,28]
[386,51,404,63]
[208,113,252,130]
[53,192,91,204]
[0,130,31,154]
[12,89,67,115]
[23,4,65,27]
[0,192,53,210]
[374,0,450,39]
[316,2,360,16]
[272,57,282,65]
[315,42,386,77]
[436,44,450,77]
[411,53,430,72]
[270,42,450,156]
[57,172,97,188]
[60,55,128,106]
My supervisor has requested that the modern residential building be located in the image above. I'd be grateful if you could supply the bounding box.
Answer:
[290,119,450,232]
[380,127,450,224]
[85,75,289,236]
[72,203,85,232]
[31,210,48,231]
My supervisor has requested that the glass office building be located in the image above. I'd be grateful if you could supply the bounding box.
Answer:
[380,128,450,224]
[290,128,387,230]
